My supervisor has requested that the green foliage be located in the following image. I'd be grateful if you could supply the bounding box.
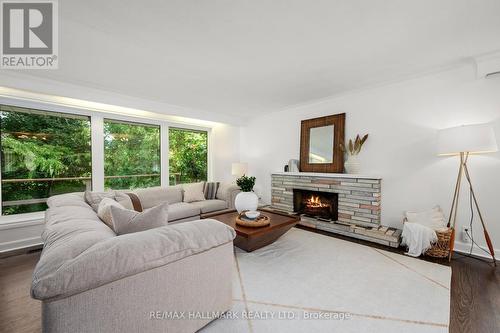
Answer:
[340,134,369,155]
[2,137,68,177]
[236,175,256,192]
[1,108,92,179]
[0,105,209,215]
[104,121,161,189]
[1,107,92,215]
[169,128,207,185]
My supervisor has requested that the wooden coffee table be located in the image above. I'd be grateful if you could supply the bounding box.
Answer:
[202,209,300,252]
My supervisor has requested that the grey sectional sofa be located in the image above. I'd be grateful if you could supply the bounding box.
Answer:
[133,183,241,222]
[31,183,240,333]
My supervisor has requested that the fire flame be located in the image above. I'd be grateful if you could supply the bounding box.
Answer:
[306,195,329,208]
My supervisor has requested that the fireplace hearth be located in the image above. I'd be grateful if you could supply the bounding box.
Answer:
[293,189,338,221]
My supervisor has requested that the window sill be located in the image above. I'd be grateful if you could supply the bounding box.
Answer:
[0,211,45,228]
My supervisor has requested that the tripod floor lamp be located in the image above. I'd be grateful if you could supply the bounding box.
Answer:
[437,123,498,264]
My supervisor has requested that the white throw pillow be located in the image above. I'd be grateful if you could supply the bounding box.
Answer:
[183,182,206,203]
[405,206,447,230]
[97,197,125,229]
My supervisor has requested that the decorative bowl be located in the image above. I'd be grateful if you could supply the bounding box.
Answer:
[244,210,261,219]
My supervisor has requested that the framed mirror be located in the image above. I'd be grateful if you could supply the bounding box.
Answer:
[300,113,345,173]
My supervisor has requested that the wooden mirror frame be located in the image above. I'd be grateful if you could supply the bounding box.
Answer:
[300,113,345,173]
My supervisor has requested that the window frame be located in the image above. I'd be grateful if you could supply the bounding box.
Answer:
[0,97,213,222]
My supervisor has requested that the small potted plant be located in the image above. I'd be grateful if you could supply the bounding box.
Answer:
[340,134,368,174]
[235,175,258,213]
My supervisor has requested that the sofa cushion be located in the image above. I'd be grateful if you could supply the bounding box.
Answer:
[168,202,200,221]
[183,182,206,203]
[190,199,227,213]
[134,186,182,209]
[216,183,240,201]
[31,219,236,301]
[97,197,124,228]
[34,195,116,294]
[47,192,89,209]
[110,203,168,235]
[84,191,133,211]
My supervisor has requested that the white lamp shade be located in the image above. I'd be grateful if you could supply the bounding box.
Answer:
[232,162,248,176]
[437,123,498,156]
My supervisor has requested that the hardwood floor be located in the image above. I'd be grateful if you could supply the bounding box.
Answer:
[449,253,500,333]
[0,250,41,333]
[0,229,498,333]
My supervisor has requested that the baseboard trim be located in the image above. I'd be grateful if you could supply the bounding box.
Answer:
[0,236,43,254]
[0,243,42,258]
[453,241,499,262]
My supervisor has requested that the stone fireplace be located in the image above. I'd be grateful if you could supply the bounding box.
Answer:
[293,189,338,221]
[271,172,381,226]
[269,172,401,248]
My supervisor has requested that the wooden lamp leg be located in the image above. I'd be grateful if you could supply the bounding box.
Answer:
[462,159,497,266]
[448,153,464,262]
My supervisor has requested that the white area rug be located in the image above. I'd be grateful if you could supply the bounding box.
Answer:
[202,228,451,333]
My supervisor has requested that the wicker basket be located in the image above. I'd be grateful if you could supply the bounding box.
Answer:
[402,217,452,258]
[425,228,452,258]
[235,212,271,228]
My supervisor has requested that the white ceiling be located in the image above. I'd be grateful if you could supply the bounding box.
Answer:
[8,0,500,121]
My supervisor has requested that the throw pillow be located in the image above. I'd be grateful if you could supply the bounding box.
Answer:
[115,192,134,210]
[97,198,125,229]
[405,206,446,230]
[109,202,169,235]
[183,182,206,203]
[84,191,133,212]
[124,192,143,212]
[204,182,220,200]
[85,191,115,211]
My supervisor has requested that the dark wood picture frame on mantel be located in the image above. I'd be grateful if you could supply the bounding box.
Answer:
[299,113,345,173]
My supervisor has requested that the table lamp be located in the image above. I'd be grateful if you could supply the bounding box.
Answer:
[232,162,248,178]
[437,123,498,264]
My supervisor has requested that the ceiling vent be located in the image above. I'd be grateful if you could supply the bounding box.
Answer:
[475,52,500,79]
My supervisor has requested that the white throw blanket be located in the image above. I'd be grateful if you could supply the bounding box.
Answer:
[401,222,438,257]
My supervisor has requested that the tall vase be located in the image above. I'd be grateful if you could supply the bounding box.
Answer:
[234,192,259,213]
[344,154,360,174]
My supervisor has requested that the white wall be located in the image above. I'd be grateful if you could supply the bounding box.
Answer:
[241,65,500,257]
[211,124,241,183]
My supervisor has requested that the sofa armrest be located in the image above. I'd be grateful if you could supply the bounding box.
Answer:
[216,183,241,209]
[31,219,235,301]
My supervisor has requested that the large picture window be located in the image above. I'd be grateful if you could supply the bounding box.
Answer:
[104,119,160,190]
[0,105,92,215]
[169,128,208,185]
[0,104,210,216]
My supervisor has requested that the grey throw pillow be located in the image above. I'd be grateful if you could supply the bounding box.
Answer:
[85,191,114,211]
[204,182,220,200]
[84,190,134,211]
[109,202,169,235]
[97,197,124,229]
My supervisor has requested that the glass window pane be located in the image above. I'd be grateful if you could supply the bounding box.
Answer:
[104,119,160,190]
[169,128,208,185]
[0,105,92,215]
